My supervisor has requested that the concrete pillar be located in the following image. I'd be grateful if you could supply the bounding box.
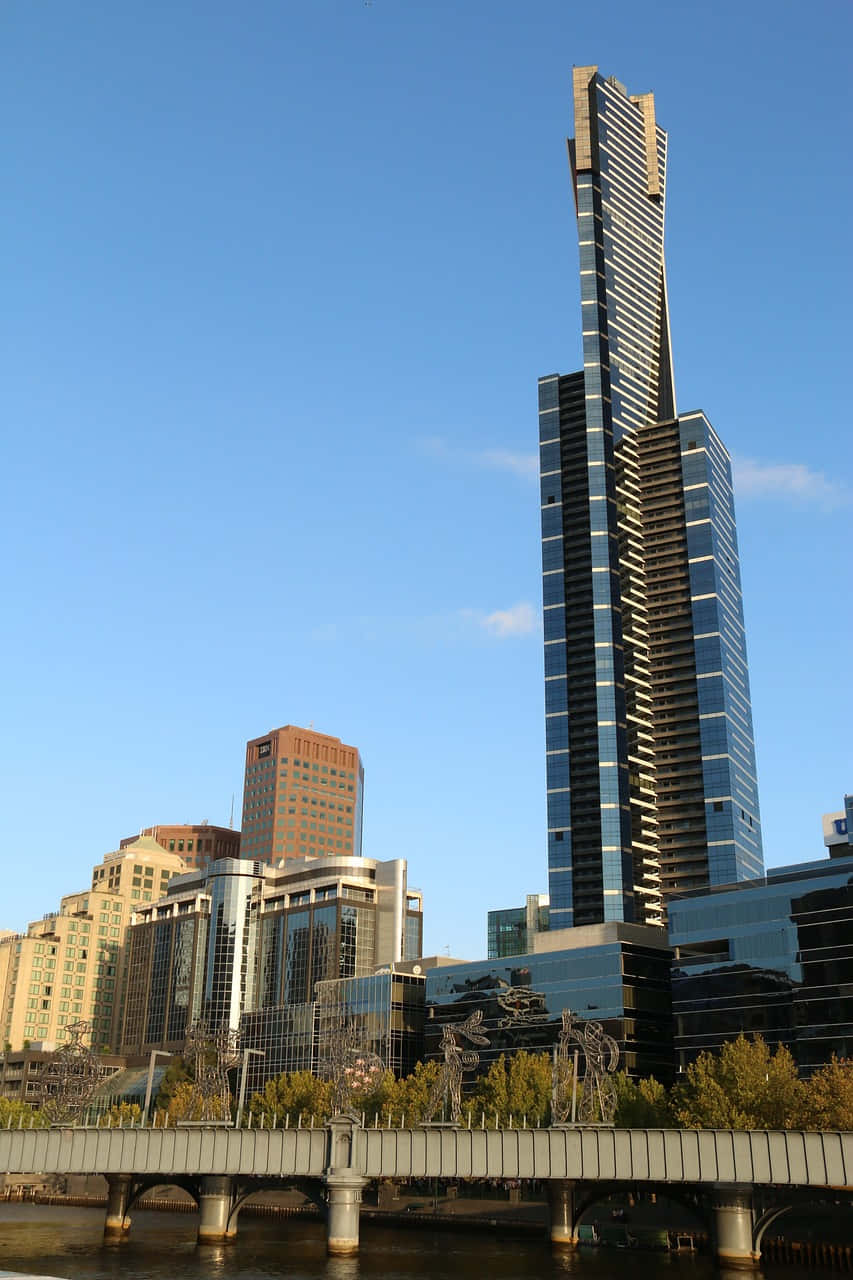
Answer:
[712,1189,758,1270]
[325,1172,365,1255]
[197,1175,236,1244]
[103,1174,133,1240]
[547,1179,578,1249]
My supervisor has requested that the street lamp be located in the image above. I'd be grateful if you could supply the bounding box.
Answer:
[235,1048,265,1128]
[142,1050,173,1121]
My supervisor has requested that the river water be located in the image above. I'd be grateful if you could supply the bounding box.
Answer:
[0,1205,807,1280]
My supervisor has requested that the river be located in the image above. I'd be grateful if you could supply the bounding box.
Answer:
[0,1204,814,1280]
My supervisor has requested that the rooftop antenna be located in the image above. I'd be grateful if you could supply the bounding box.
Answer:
[229,794,235,829]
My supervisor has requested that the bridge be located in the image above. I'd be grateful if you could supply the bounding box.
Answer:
[0,1118,850,1265]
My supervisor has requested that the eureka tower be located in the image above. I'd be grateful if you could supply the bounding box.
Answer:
[541,67,763,930]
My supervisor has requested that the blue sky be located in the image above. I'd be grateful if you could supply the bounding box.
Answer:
[2,0,851,960]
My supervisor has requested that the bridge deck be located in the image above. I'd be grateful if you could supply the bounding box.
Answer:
[0,1126,849,1188]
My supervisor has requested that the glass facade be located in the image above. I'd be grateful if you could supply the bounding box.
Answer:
[426,930,673,1082]
[316,972,426,1080]
[120,854,422,1073]
[120,903,209,1054]
[487,895,550,959]
[677,413,762,886]
[669,853,853,1072]
[541,67,762,930]
[202,861,261,1030]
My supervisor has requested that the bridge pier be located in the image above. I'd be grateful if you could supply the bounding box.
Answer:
[547,1179,579,1249]
[323,1113,366,1254]
[197,1175,237,1244]
[103,1173,133,1240]
[325,1171,366,1255]
[712,1188,759,1269]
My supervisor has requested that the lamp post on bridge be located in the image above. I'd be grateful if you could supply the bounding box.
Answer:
[235,1048,265,1128]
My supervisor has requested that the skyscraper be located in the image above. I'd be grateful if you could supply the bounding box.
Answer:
[241,725,364,865]
[541,66,763,931]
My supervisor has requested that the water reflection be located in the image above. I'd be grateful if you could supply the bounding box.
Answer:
[0,1204,758,1280]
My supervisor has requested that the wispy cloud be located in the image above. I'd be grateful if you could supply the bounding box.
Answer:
[460,601,538,638]
[733,457,846,510]
[417,436,538,481]
[479,449,539,480]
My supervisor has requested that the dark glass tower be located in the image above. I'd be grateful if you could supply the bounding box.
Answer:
[541,67,763,931]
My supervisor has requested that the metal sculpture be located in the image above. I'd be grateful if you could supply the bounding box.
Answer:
[551,1009,619,1125]
[319,1016,385,1115]
[38,1020,101,1124]
[184,1021,241,1122]
[424,1009,490,1125]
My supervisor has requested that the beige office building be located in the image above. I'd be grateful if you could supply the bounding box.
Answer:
[0,837,185,1053]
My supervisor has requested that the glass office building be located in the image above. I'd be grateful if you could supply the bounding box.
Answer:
[120,854,423,1063]
[487,894,550,959]
[425,924,673,1082]
[669,853,853,1072]
[541,67,762,930]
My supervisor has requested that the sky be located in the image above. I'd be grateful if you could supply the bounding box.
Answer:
[2,0,851,962]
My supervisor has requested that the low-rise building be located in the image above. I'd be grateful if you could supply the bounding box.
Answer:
[421,923,673,1082]
[669,851,853,1073]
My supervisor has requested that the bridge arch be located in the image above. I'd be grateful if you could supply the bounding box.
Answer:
[571,1182,711,1241]
[125,1176,198,1218]
[226,1177,324,1232]
[752,1204,792,1254]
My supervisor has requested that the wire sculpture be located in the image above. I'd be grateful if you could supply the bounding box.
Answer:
[551,1009,620,1125]
[184,1021,241,1122]
[424,1009,490,1124]
[38,1020,101,1124]
[319,1017,385,1116]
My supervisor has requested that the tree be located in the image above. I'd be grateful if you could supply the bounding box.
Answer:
[796,1057,853,1131]
[351,1069,396,1125]
[613,1072,673,1128]
[165,1080,206,1124]
[97,1103,142,1128]
[154,1057,192,1112]
[383,1059,442,1126]
[672,1035,803,1129]
[247,1071,332,1127]
[0,1098,47,1129]
[470,1052,553,1126]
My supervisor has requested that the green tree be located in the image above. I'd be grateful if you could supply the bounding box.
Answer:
[796,1057,853,1131]
[673,1036,803,1129]
[97,1103,142,1128]
[383,1059,442,1126]
[247,1071,332,1127]
[154,1057,192,1112]
[0,1098,47,1129]
[470,1052,553,1126]
[351,1068,396,1125]
[165,1080,206,1123]
[613,1072,673,1127]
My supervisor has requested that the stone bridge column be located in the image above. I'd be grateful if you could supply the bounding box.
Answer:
[325,1171,367,1255]
[323,1114,367,1255]
[712,1188,758,1270]
[104,1174,133,1240]
[197,1175,237,1244]
[547,1179,579,1249]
